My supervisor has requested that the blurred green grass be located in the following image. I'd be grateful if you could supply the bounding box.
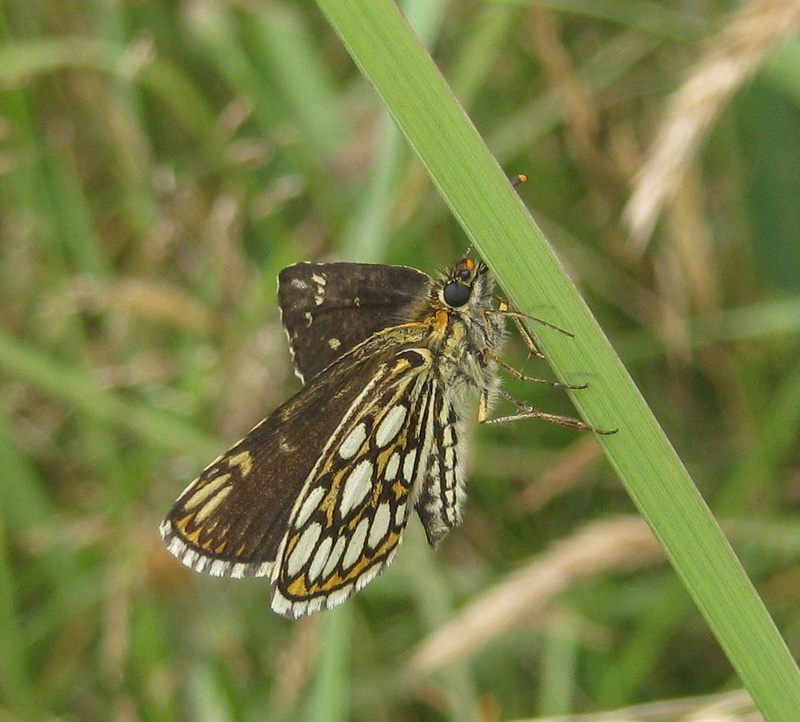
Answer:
[1,1,799,721]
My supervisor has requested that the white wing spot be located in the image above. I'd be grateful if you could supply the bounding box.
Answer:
[322,536,347,579]
[402,449,418,482]
[385,452,400,481]
[308,536,333,582]
[444,445,456,471]
[375,404,407,448]
[294,485,325,528]
[342,518,370,570]
[339,423,367,460]
[443,424,454,446]
[286,523,322,577]
[340,459,373,517]
[328,337,341,350]
[368,503,391,548]
[394,502,406,527]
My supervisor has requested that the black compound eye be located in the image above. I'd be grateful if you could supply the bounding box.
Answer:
[443,281,471,307]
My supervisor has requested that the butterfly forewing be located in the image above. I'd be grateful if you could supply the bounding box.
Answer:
[278,262,431,381]
[160,384,365,578]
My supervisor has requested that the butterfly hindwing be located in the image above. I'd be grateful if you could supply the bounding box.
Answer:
[270,347,438,617]
[414,387,467,546]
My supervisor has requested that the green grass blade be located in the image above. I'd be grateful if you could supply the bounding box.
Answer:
[306,608,351,722]
[314,0,800,717]
[0,329,218,459]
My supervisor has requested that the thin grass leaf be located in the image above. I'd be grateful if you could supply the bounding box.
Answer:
[314,0,800,717]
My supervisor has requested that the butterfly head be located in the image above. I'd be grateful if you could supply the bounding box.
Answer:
[438,257,494,312]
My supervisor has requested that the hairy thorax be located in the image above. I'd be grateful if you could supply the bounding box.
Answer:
[415,272,508,396]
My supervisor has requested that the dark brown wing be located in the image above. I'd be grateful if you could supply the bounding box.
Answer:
[159,323,430,583]
[278,262,431,381]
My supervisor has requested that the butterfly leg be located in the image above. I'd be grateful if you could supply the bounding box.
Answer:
[507,311,546,360]
[479,389,615,433]
[489,303,584,388]
[495,300,575,342]
[487,352,586,390]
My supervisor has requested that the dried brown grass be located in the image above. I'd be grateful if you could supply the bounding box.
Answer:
[624,0,800,251]
[506,688,759,722]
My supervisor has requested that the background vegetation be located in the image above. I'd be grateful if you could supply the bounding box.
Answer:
[1,1,799,720]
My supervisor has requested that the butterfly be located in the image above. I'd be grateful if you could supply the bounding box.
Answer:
[160,257,599,618]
